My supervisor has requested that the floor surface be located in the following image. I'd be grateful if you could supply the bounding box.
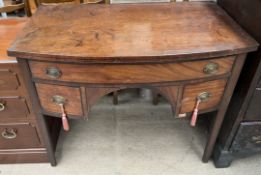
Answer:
[0,90,260,175]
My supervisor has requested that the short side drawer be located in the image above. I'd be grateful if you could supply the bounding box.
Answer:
[35,83,83,117]
[231,122,261,152]
[0,97,29,120]
[180,79,227,113]
[0,123,41,149]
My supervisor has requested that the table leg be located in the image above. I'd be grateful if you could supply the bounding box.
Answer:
[113,91,118,105]
[202,54,247,162]
[18,58,57,166]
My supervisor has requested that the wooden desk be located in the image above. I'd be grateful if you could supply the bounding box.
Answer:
[7,2,258,166]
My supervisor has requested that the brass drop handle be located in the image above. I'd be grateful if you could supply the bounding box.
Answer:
[52,95,70,131]
[252,135,261,144]
[203,63,219,74]
[45,67,61,79]
[1,128,17,139]
[0,102,5,111]
[197,92,211,102]
[52,95,66,105]
[191,92,211,127]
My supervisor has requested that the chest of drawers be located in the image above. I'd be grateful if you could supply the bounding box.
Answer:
[7,3,258,166]
[0,62,49,163]
[0,19,61,164]
[213,0,261,168]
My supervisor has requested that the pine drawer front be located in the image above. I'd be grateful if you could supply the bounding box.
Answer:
[29,57,235,84]
[35,83,83,117]
[180,79,227,113]
[0,97,29,120]
[0,123,41,149]
[0,68,20,91]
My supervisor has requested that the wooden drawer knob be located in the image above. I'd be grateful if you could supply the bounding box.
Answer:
[1,128,17,139]
[203,63,219,74]
[45,67,61,79]
[0,102,5,111]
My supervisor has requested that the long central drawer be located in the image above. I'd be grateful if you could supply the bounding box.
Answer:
[29,56,235,84]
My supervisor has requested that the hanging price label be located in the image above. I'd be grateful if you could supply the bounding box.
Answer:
[190,92,211,127]
[52,95,70,131]
[59,104,70,131]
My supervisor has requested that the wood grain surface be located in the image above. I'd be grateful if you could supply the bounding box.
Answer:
[35,83,83,116]
[0,18,27,63]
[0,97,29,119]
[8,2,258,63]
[30,57,234,84]
[0,149,49,164]
[0,68,20,91]
[0,123,41,149]
[180,79,227,113]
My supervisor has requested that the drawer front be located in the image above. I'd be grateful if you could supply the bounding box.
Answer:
[180,79,227,113]
[244,87,261,121]
[0,97,29,119]
[0,123,41,149]
[35,83,83,116]
[257,78,261,88]
[231,122,261,152]
[29,57,235,84]
[0,68,20,91]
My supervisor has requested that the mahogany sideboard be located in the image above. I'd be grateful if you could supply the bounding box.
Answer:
[7,2,258,166]
[0,18,61,164]
[213,0,261,168]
